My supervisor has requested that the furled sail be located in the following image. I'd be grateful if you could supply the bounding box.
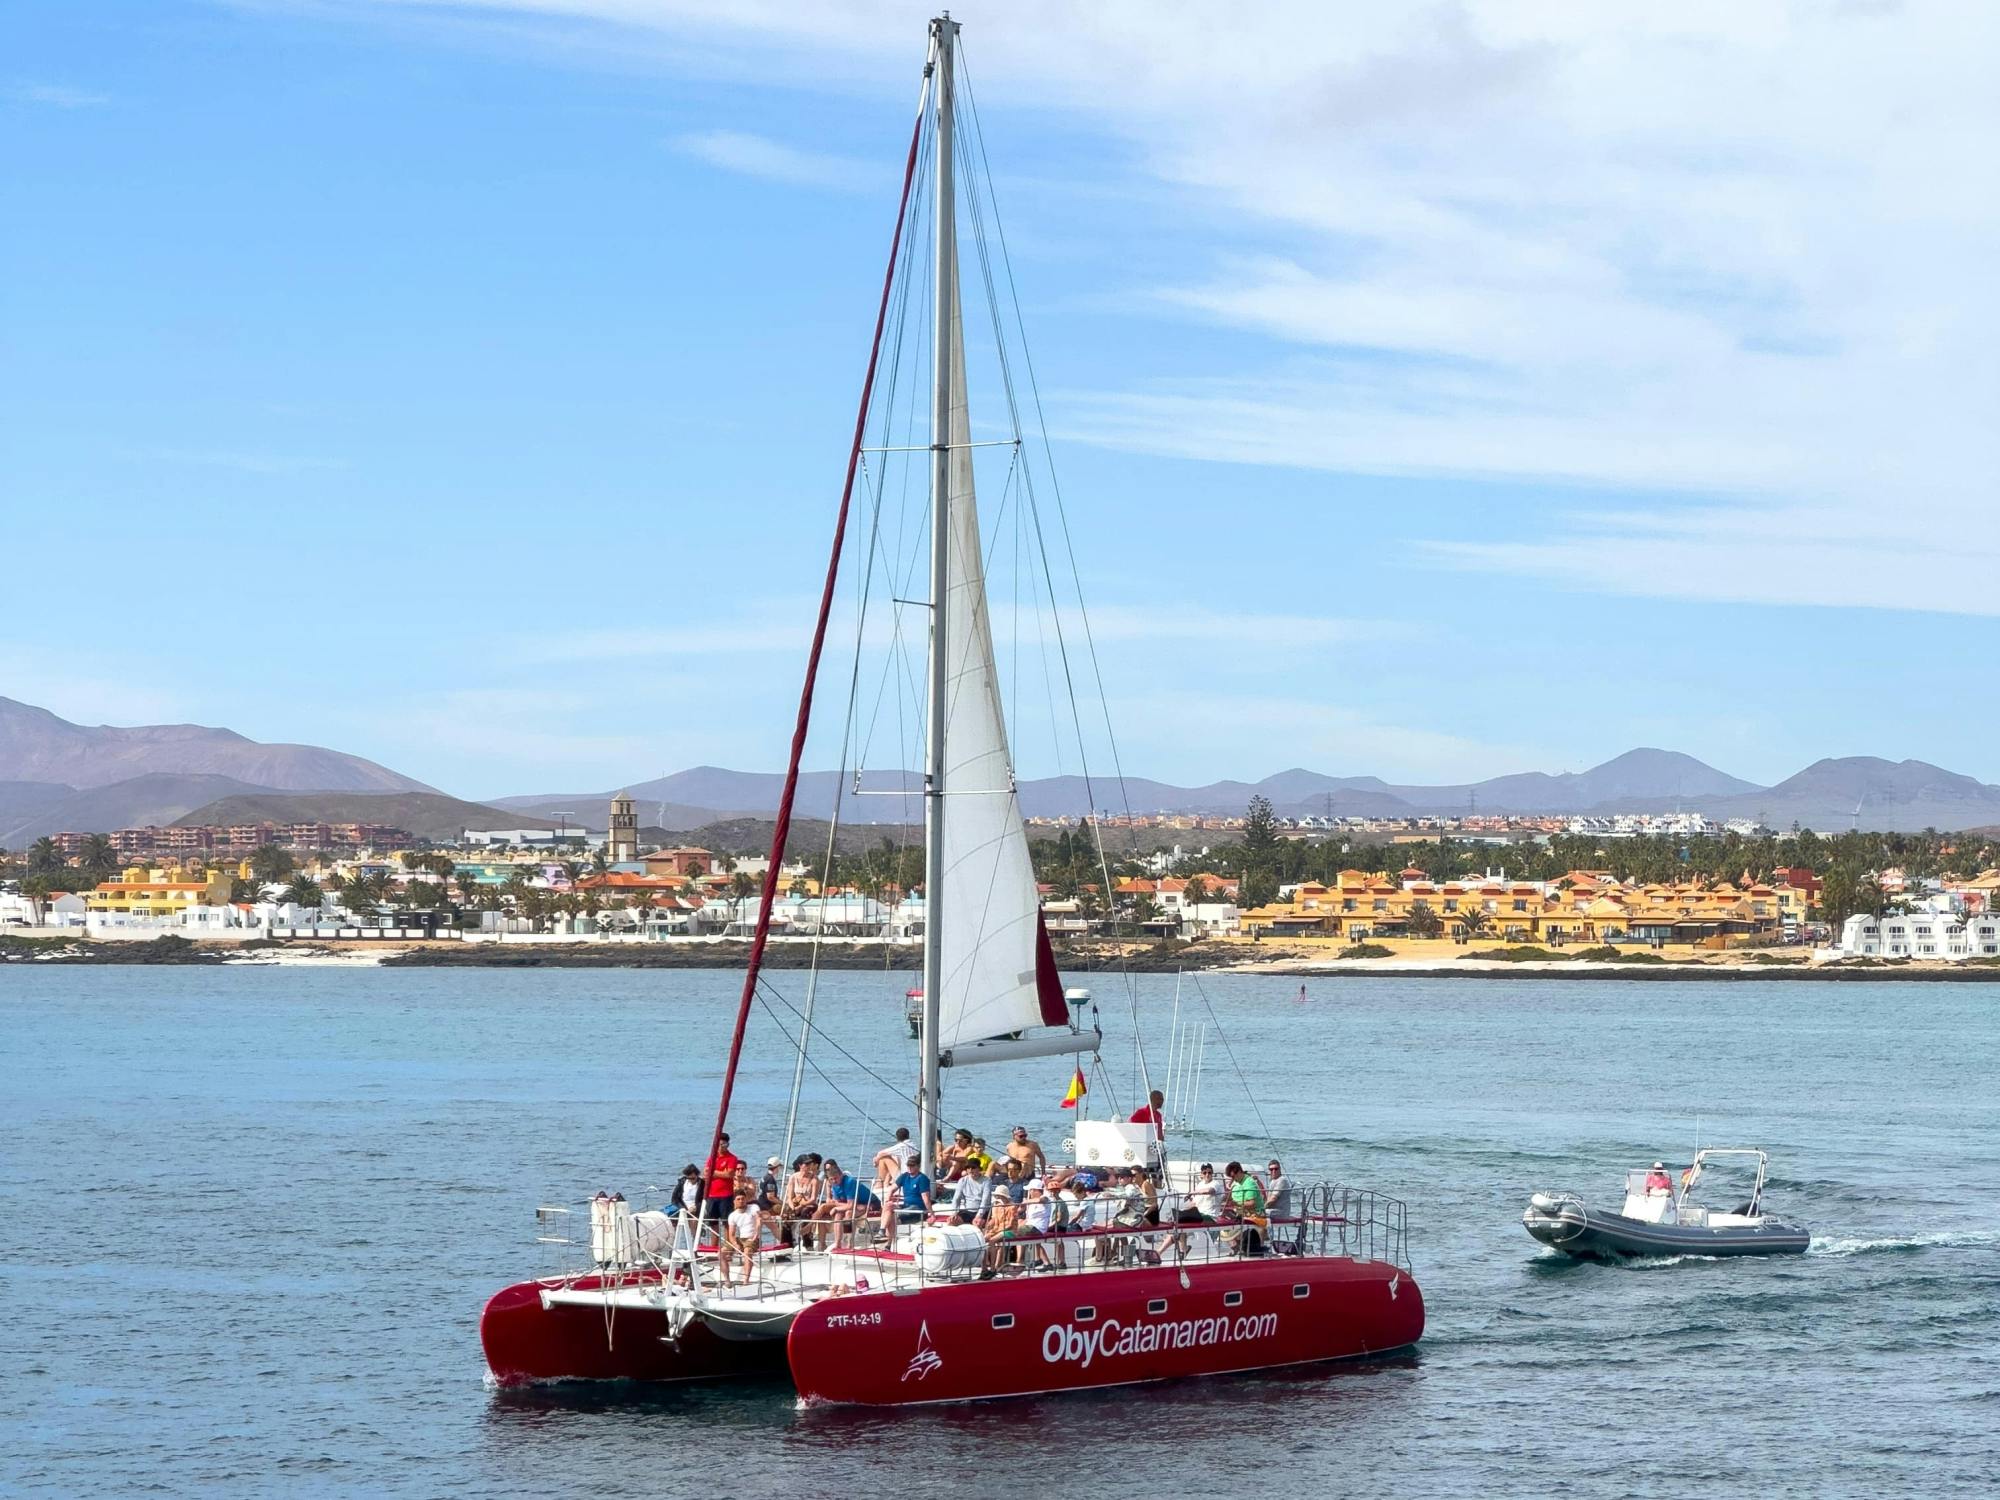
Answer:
[932,268,1067,1052]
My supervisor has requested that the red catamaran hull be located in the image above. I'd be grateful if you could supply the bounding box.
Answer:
[786,1256,1421,1405]
[480,1275,787,1386]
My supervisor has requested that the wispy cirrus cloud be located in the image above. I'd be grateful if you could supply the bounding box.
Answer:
[670,129,878,192]
[6,81,111,108]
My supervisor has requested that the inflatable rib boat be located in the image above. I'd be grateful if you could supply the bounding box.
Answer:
[1523,1148,1809,1260]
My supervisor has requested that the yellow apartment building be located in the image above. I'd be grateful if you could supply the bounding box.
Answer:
[1240,870,1787,945]
[85,866,236,919]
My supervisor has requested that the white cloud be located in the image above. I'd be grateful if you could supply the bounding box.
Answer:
[284,3,2000,617]
[1427,513,2000,618]
[7,82,111,108]
[671,128,877,192]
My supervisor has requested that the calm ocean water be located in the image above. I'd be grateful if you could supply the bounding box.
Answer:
[4,964,1996,1497]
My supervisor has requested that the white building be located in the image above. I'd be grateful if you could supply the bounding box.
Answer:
[459,828,596,850]
[0,890,88,928]
[1839,911,2000,960]
[1180,902,1242,938]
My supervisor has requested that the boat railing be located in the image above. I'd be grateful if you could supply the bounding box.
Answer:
[1295,1182,1413,1270]
[525,1179,1412,1294]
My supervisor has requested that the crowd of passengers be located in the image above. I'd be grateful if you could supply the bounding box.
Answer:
[666,1102,1296,1284]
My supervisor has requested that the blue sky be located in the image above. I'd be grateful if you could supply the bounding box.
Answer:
[5,1,1996,799]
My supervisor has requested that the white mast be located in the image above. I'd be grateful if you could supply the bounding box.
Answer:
[918,11,957,1182]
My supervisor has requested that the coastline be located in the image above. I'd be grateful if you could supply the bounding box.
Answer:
[7,931,1998,979]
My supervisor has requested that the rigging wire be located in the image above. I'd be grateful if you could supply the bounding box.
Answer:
[1188,972,1278,1159]
[784,96,943,1159]
[755,974,995,1144]
[955,54,1152,1105]
[702,57,932,1177]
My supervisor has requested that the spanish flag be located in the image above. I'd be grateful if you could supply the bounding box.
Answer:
[1059,1067,1087,1109]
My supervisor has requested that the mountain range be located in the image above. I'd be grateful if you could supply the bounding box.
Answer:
[500,747,2000,835]
[0,698,508,845]
[4,696,2000,840]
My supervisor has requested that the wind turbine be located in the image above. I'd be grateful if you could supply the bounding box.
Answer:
[1851,795,1864,833]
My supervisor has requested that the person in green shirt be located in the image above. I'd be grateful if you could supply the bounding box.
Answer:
[1223,1161,1267,1256]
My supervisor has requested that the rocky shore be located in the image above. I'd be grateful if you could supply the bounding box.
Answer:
[8,930,1996,980]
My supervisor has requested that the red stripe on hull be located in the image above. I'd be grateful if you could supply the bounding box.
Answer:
[480,1276,786,1386]
[786,1255,1422,1406]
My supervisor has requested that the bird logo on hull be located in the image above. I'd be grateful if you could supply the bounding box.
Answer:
[1387,1273,1400,1300]
[902,1320,942,1382]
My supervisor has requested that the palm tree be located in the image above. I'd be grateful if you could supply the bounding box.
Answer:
[28,837,61,875]
[339,872,384,917]
[78,833,117,877]
[455,872,480,905]
[280,875,324,909]
[249,843,296,886]
[20,874,53,924]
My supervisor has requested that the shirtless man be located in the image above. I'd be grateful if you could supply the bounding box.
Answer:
[1004,1124,1047,1177]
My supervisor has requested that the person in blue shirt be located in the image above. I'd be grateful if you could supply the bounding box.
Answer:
[818,1160,875,1248]
[886,1166,934,1242]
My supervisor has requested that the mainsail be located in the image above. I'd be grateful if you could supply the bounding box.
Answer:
[931,255,1066,1052]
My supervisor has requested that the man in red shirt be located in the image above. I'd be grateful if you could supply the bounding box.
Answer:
[703,1132,744,1239]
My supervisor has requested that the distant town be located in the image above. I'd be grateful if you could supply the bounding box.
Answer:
[6,790,1998,967]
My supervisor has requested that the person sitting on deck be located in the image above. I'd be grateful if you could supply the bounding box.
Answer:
[1645,1162,1674,1196]
[781,1156,822,1249]
[885,1162,934,1243]
[721,1187,761,1287]
[873,1127,918,1201]
[999,1158,1027,1206]
[1186,1163,1223,1220]
[817,1160,872,1248]
[939,1129,974,1181]
[980,1191,1022,1277]
[952,1162,995,1226]
[1021,1180,1055,1268]
[1265,1160,1292,1223]
[1134,1166,1160,1221]
[1223,1162,1267,1256]
[965,1137,994,1174]
[1054,1178,1085,1262]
